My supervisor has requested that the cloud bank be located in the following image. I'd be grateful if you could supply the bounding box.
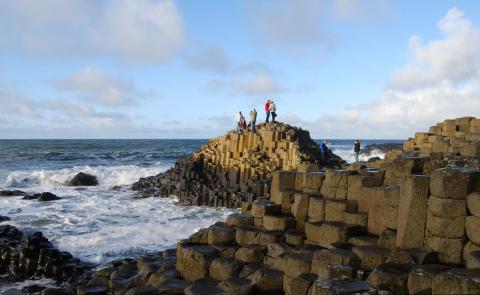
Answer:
[0,0,185,63]
[286,7,480,139]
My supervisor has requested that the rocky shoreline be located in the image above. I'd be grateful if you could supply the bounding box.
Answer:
[2,118,480,294]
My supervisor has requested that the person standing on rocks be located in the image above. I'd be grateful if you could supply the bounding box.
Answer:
[235,111,243,132]
[321,140,329,162]
[269,100,277,122]
[354,139,361,163]
[249,108,257,133]
[265,100,271,123]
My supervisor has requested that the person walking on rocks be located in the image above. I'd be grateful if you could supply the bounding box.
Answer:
[269,100,277,122]
[249,108,257,133]
[354,139,361,163]
[235,111,243,132]
[265,100,271,123]
[321,140,329,162]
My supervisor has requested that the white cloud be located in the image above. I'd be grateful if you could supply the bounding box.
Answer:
[284,7,480,139]
[232,74,286,96]
[184,45,271,75]
[55,66,154,107]
[332,0,391,21]
[205,73,286,98]
[244,0,330,53]
[392,7,480,89]
[0,0,185,63]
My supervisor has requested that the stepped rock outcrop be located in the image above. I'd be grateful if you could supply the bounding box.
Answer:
[132,122,343,207]
[68,117,480,295]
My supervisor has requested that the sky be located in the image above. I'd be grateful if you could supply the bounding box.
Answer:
[1,0,480,139]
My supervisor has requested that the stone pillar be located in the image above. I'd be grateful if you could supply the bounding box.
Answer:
[396,175,429,249]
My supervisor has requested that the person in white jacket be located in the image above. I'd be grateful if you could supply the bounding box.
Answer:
[235,111,243,132]
[269,101,277,122]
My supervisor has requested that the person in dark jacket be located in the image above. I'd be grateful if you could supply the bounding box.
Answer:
[354,139,361,163]
[320,140,328,162]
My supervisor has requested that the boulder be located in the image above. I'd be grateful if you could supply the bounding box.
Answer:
[428,196,466,218]
[425,234,464,265]
[207,224,235,246]
[251,199,281,217]
[68,172,98,186]
[311,249,360,276]
[235,245,265,263]
[235,226,261,246]
[465,250,480,269]
[23,192,61,201]
[262,215,296,231]
[309,278,370,295]
[432,268,480,295]
[217,277,254,295]
[0,215,11,223]
[305,221,360,248]
[429,168,480,200]
[176,243,219,282]
[466,216,480,245]
[247,267,284,293]
[467,192,480,217]
[352,246,390,271]
[426,210,465,239]
[283,273,317,295]
[0,190,25,197]
[273,252,312,277]
[226,214,254,227]
[407,264,450,295]
[209,258,243,281]
[366,263,412,292]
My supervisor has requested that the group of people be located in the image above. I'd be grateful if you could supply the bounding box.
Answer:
[234,101,362,164]
[235,99,278,133]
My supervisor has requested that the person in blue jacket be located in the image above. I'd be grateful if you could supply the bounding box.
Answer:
[320,140,329,162]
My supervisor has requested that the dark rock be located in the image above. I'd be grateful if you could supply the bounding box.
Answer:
[0,215,11,223]
[0,190,26,197]
[0,225,91,286]
[68,173,98,186]
[23,192,61,201]
[368,157,382,163]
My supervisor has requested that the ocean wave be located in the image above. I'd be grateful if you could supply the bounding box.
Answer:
[2,164,169,189]
[330,146,386,163]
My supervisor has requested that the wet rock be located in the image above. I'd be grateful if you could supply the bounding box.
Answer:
[0,225,90,286]
[68,172,98,186]
[0,215,11,223]
[0,190,26,197]
[23,192,61,201]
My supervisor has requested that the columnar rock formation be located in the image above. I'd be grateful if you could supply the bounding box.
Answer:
[401,117,480,159]
[132,122,343,207]
[0,225,91,286]
[69,117,480,295]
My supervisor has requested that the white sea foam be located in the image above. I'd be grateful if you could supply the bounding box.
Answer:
[0,164,237,265]
[331,146,386,163]
[2,164,167,189]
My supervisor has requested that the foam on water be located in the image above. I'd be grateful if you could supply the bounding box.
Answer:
[0,164,236,265]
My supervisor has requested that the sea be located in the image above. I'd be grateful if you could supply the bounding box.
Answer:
[0,138,402,292]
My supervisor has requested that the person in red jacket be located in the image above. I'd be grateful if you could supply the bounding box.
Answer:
[265,99,271,123]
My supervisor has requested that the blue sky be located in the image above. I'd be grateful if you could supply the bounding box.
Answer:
[1,0,480,139]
